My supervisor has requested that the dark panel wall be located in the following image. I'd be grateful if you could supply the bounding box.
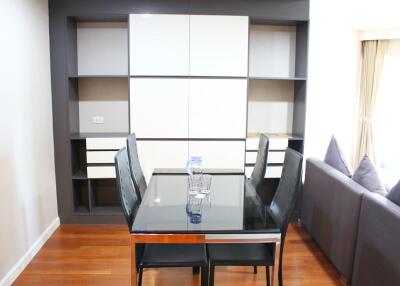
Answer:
[49,0,309,223]
[50,0,309,20]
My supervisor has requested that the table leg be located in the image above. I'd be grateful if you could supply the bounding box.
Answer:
[131,237,137,286]
[271,241,281,286]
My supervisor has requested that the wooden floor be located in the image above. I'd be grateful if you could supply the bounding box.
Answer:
[13,224,344,286]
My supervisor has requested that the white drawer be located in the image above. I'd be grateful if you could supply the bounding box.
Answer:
[246,138,259,151]
[265,166,283,178]
[245,166,283,179]
[245,151,257,164]
[87,151,118,164]
[246,151,286,165]
[86,137,126,150]
[87,166,116,178]
[269,138,288,150]
[268,151,285,164]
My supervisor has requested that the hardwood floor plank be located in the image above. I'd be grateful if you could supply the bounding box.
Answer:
[13,224,344,286]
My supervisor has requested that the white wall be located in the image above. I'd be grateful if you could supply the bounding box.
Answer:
[0,0,59,285]
[305,0,400,166]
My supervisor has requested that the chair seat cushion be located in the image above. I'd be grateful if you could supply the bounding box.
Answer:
[208,243,274,266]
[140,244,207,267]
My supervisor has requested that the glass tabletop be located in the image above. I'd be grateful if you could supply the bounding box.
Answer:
[131,172,279,234]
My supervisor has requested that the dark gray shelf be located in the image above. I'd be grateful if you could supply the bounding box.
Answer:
[249,76,306,81]
[130,75,248,80]
[70,132,129,140]
[68,75,129,79]
[245,163,283,167]
[72,169,88,180]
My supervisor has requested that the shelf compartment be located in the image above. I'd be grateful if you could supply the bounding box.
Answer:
[73,180,90,213]
[249,25,296,78]
[90,179,121,210]
[71,140,87,176]
[76,22,128,76]
[247,79,294,135]
[71,132,129,140]
[246,133,303,151]
[77,77,129,134]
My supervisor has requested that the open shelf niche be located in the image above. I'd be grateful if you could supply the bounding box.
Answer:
[246,21,308,193]
[65,17,129,220]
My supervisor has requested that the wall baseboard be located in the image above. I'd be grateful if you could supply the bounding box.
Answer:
[0,217,60,286]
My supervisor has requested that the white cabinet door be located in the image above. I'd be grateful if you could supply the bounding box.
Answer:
[130,78,189,138]
[189,79,247,139]
[189,15,249,76]
[136,141,188,182]
[130,14,189,76]
[189,141,245,170]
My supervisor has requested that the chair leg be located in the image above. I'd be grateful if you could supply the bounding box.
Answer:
[266,266,271,286]
[138,268,143,286]
[201,266,208,286]
[193,266,200,275]
[253,266,258,274]
[209,265,215,286]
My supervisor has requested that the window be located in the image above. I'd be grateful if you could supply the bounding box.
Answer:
[374,39,400,187]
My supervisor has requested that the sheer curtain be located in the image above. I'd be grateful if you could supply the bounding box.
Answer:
[354,40,388,165]
[373,40,400,187]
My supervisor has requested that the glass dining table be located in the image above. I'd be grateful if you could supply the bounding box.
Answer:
[130,169,281,286]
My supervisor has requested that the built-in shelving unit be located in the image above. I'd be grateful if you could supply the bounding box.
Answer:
[63,17,130,222]
[245,21,308,184]
[50,1,309,224]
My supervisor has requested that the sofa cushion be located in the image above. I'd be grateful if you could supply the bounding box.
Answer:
[324,136,352,177]
[387,180,400,206]
[352,155,387,196]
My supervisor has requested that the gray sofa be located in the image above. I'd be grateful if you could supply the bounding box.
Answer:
[352,192,400,286]
[301,158,400,285]
[301,158,369,283]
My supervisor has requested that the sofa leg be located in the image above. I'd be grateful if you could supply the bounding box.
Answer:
[193,266,200,275]
[254,266,258,274]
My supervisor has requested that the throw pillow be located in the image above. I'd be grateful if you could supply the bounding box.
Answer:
[324,136,353,177]
[387,180,400,206]
[353,155,387,196]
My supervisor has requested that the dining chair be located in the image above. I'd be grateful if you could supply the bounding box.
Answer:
[249,133,270,192]
[115,147,209,286]
[127,133,147,201]
[207,148,303,286]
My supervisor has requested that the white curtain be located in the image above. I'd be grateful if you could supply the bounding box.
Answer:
[354,40,388,165]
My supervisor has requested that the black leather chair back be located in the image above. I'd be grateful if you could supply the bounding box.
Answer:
[115,147,141,229]
[127,133,147,201]
[250,134,269,191]
[269,148,303,237]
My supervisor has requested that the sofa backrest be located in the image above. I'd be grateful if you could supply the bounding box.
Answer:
[352,192,400,286]
[301,158,369,283]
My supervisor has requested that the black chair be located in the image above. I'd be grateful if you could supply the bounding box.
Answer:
[115,147,209,286]
[127,133,147,201]
[249,134,269,191]
[207,148,303,286]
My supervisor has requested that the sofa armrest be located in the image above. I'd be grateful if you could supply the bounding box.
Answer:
[352,192,400,286]
[301,158,368,283]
